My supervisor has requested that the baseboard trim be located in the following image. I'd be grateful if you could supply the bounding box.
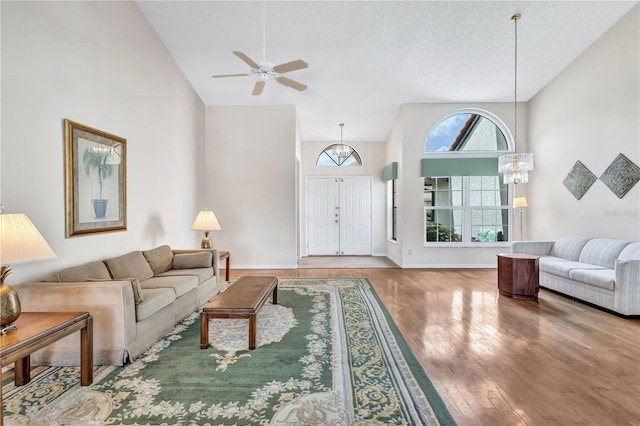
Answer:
[399,263,496,269]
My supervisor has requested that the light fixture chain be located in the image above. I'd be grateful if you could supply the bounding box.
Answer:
[262,0,266,61]
[512,13,520,147]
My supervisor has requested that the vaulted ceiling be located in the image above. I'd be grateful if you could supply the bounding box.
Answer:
[136,1,637,142]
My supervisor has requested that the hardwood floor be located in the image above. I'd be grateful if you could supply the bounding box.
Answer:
[233,267,640,426]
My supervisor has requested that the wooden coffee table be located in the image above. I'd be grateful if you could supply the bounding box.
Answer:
[200,276,278,350]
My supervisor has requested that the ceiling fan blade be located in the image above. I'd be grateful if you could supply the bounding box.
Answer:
[212,73,250,78]
[276,76,307,92]
[273,59,308,74]
[233,51,260,69]
[252,80,266,96]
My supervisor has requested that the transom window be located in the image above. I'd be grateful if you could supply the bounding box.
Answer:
[316,144,362,167]
[425,112,509,153]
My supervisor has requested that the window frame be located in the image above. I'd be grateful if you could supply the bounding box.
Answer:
[387,179,398,242]
[422,108,515,248]
[424,175,512,247]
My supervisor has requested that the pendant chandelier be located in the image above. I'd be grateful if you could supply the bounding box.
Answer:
[333,123,351,159]
[498,13,533,185]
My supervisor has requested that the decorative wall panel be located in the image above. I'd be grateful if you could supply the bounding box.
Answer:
[599,153,640,199]
[563,161,597,200]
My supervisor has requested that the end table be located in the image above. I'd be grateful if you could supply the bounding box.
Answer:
[219,250,230,281]
[0,312,93,426]
[497,253,540,300]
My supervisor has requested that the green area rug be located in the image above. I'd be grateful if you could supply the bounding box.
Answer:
[2,278,456,425]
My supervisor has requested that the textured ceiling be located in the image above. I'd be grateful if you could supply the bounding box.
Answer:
[136,1,637,142]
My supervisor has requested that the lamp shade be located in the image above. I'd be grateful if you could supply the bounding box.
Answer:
[0,213,56,265]
[513,197,528,209]
[191,210,222,231]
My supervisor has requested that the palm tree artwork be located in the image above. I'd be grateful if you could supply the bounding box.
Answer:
[83,146,114,219]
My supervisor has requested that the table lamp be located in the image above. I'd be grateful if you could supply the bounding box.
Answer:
[191,210,222,249]
[1,206,56,334]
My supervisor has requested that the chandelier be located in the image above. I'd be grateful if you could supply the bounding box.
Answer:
[499,153,534,184]
[333,123,351,159]
[498,13,533,185]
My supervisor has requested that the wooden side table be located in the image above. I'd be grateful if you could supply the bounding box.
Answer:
[497,253,540,300]
[0,312,93,425]
[219,250,230,281]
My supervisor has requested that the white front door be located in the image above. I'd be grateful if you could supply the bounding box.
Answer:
[340,177,372,255]
[307,177,372,255]
[308,178,340,255]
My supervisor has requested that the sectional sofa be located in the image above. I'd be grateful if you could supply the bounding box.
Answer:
[511,237,640,316]
[16,245,223,366]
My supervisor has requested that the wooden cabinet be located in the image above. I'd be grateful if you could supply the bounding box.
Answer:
[497,253,540,300]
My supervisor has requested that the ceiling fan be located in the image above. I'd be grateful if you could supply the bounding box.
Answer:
[212,51,308,96]
[211,1,308,96]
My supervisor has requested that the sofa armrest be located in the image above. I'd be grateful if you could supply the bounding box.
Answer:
[15,280,137,365]
[614,259,640,315]
[172,248,220,281]
[511,241,555,256]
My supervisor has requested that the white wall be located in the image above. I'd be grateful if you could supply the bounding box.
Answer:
[204,106,297,268]
[1,1,205,283]
[396,102,528,267]
[300,139,387,256]
[528,5,640,241]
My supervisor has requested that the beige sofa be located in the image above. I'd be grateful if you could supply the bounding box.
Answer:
[16,245,223,366]
[512,237,640,316]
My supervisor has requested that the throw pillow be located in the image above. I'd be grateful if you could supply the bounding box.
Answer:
[142,245,174,275]
[128,278,144,305]
[173,251,213,269]
[104,251,154,282]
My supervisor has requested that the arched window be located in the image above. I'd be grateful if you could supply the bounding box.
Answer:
[422,109,513,245]
[425,109,511,153]
[316,144,362,167]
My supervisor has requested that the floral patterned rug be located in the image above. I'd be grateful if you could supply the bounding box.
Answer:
[2,278,456,425]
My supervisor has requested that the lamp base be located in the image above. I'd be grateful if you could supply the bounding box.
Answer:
[201,236,212,249]
[1,282,22,329]
[1,323,18,335]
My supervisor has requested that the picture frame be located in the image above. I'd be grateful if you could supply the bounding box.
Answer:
[64,119,127,237]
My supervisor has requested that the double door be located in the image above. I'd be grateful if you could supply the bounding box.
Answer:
[307,177,372,255]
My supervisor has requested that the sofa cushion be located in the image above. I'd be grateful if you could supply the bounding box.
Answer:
[136,287,175,321]
[569,269,616,291]
[540,259,606,279]
[173,251,212,269]
[549,237,591,261]
[142,245,174,275]
[44,261,111,282]
[157,267,214,285]
[105,251,154,282]
[139,275,198,298]
[578,239,630,269]
[618,242,640,261]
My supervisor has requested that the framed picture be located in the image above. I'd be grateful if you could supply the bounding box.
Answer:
[64,119,127,237]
